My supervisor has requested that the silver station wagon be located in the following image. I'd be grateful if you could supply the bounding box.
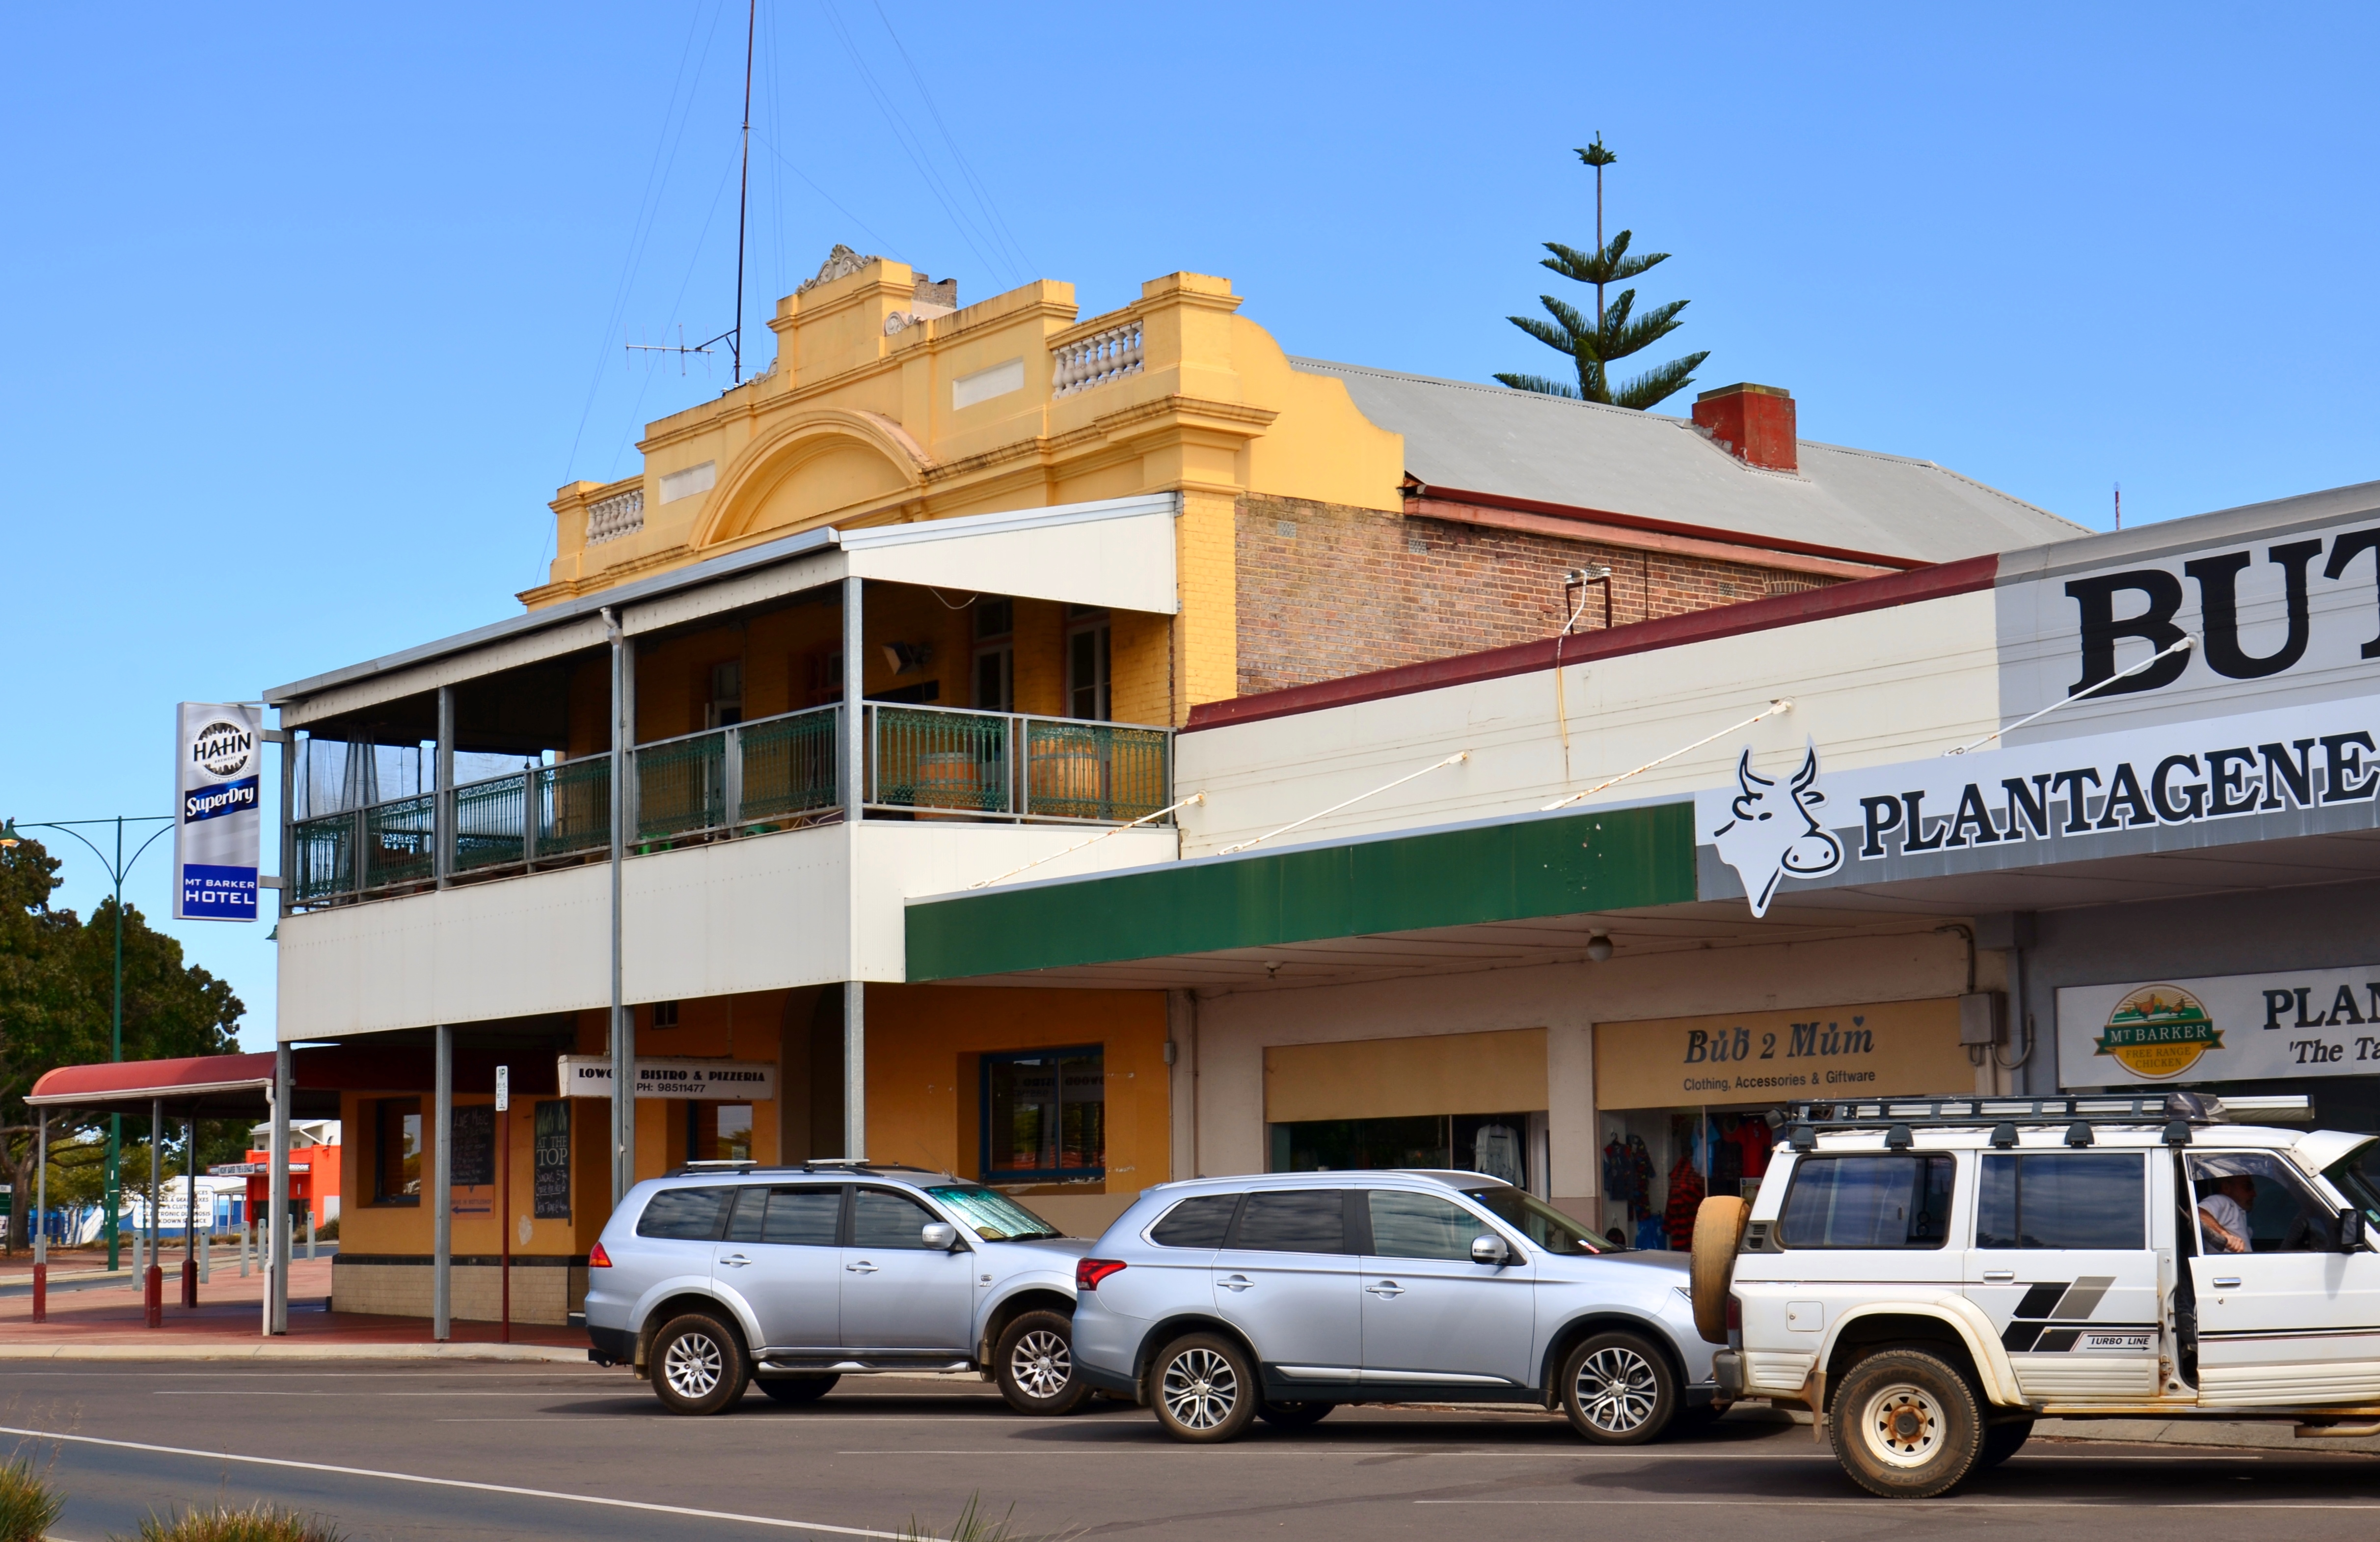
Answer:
[585,1160,1092,1415]
[1070,1170,1722,1442]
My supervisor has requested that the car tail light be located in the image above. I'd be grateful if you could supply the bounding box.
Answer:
[1076,1258,1126,1291]
[589,1241,613,1269]
[1726,1293,1742,1331]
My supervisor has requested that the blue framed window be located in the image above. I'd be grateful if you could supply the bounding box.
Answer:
[981,1046,1105,1183]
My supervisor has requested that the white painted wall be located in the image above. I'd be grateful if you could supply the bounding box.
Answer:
[1185,928,1980,1217]
[1171,589,2002,856]
[279,820,1177,1040]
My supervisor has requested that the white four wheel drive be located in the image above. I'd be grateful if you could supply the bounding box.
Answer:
[1695,1093,2380,1498]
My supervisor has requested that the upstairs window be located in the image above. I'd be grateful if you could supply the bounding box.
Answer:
[974,598,1014,713]
[1065,608,1110,720]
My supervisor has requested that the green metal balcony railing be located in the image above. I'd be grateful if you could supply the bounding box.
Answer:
[285,700,1171,909]
[863,704,1171,824]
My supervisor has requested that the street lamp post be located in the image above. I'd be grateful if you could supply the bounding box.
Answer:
[0,815,173,1271]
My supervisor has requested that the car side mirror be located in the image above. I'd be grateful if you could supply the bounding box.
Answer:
[1470,1234,1510,1267]
[2339,1208,2366,1253]
[920,1222,959,1251]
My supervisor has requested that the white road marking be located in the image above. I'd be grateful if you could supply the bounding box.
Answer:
[1419,1499,2380,1509]
[0,1426,930,1539]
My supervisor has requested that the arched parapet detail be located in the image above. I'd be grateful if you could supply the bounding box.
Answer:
[692,409,933,549]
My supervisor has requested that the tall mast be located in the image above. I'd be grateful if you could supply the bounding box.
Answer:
[732,0,756,383]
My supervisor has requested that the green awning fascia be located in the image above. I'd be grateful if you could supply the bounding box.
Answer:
[905,799,1699,982]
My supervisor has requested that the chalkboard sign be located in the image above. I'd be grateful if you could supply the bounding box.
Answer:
[449,1105,495,1189]
[533,1100,570,1219]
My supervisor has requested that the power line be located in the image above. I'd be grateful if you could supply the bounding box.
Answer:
[865,0,1034,279]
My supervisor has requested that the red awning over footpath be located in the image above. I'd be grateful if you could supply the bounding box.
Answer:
[27,1044,559,1121]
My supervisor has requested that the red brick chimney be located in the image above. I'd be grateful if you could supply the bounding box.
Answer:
[1691,383,1798,473]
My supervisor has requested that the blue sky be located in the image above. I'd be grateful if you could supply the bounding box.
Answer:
[5,2,2375,1049]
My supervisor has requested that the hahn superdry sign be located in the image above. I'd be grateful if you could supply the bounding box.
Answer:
[1694,509,2380,914]
[174,703,261,921]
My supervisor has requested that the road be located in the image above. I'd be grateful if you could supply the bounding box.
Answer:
[7,1364,2380,1541]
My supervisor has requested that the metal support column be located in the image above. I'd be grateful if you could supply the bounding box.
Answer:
[145,1097,162,1327]
[433,1023,453,1342]
[268,1043,291,1334]
[182,1114,197,1309]
[840,577,866,1160]
[434,685,455,888]
[605,606,635,1209]
[31,1115,45,1323]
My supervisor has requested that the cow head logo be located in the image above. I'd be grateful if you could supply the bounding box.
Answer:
[1710,740,1843,917]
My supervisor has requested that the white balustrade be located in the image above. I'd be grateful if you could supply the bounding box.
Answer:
[1051,320,1144,397]
[585,487,647,545]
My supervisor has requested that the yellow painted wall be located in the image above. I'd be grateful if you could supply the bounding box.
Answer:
[528,258,1409,729]
[337,1088,588,1262]
[861,983,1170,1208]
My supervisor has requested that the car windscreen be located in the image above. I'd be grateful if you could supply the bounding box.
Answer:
[926,1184,1063,1240]
[1464,1186,1622,1254]
[2325,1139,2380,1232]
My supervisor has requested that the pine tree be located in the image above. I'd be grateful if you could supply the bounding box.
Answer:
[1496,135,1709,411]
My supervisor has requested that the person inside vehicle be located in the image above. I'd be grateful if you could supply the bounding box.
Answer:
[2198,1173,2257,1253]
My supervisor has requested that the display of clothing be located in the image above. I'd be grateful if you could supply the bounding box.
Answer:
[1627,1135,1654,1218]
[1664,1156,1705,1249]
[1601,1133,1654,1220]
[1727,1117,1774,1179]
[1473,1124,1524,1187]
[1634,1214,1668,1250]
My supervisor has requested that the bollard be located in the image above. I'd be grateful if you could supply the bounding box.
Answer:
[199,1226,211,1284]
[306,1208,316,1261]
[29,1264,44,1325]
[239,1221,250,1278]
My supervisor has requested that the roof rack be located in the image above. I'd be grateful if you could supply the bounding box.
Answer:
[1776,1091,2312,1150]
[663,1158,945,1179]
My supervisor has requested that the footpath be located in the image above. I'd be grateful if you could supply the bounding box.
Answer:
[0,1253,583,1361]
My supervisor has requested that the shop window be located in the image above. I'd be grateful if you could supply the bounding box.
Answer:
[981,1047,1105,1183]
[1065,609,1110,721]
[1268,1112,1535,1190]
[649,1000,678,1030]
[1975,1153,2144,1250]
[1778,1154,1957,1249]
[1230,1189,1348,1253]
[974,599,1014,713]
[686,1101,753,1163]
[372,1098,421,1206]
[705,660,744,728]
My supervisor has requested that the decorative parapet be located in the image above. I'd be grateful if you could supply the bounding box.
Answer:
[1052,320,1143,397]
[585,487,646,545]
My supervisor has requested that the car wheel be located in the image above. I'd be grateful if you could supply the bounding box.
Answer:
[996,1310,1089,1415]
[649,1314,749,1416]
[1257,1400,1333,1429]
[1829,1348,1985,1499]
[757,1373,839,1405]
[1978,1417,2033,1469]
[1560,1331,1677,1444]
[1150,1333,1259,1443]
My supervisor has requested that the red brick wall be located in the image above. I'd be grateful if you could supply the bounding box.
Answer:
[1234,494,1836,696]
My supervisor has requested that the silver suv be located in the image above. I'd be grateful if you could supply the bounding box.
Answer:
[1070,1170,1722,1442]
[585,1161,1093,1416]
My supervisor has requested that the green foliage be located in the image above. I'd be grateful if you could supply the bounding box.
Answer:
[117,1503,342,1542]
[1499,136,1709,411]
[0,1457,63,1542]
[0,835,245,1248]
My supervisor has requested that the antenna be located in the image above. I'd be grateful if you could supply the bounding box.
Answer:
[626,325,716,375]
[732,0,756,384]
[2114,482,2122,531]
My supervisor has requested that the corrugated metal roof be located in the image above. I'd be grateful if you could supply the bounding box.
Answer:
[1291,358,2089,564]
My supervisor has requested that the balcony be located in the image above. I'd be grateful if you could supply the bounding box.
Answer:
[287,703,1171,910]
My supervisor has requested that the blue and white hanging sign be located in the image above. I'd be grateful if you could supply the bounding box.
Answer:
[175,702,262,921]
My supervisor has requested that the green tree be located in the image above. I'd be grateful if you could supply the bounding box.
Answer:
[1496,134,1709,411]
[0,837,243,1252]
